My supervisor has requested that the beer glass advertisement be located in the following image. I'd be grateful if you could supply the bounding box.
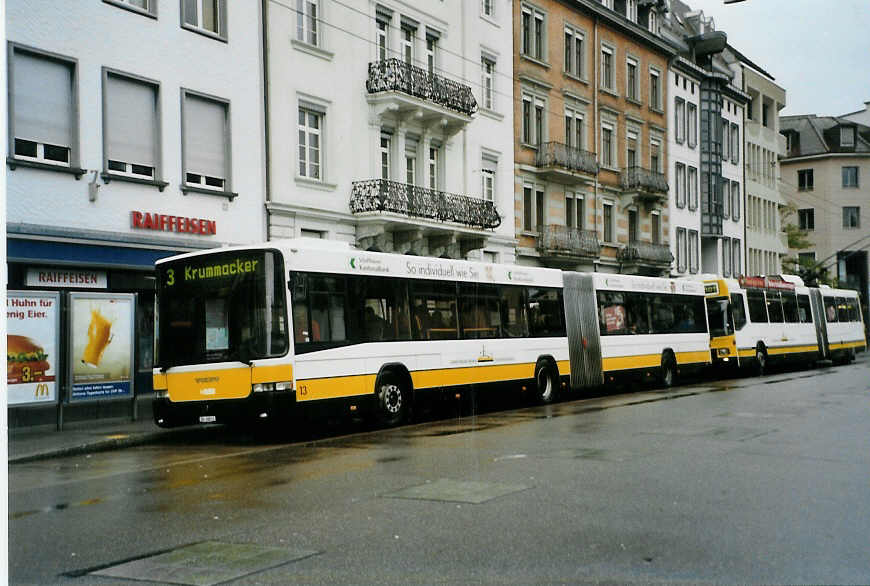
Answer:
[7,291,60,406]
[69,293,136,401]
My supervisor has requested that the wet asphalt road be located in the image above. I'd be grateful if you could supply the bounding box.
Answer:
[9,355,870,585]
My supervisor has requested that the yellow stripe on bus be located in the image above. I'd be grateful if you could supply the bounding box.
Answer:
[829,340,867,350]
[738,345,819,358]
[166,367,252,402]
[602,351,709,372]
[252,364,293,384]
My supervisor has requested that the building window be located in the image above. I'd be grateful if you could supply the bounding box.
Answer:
[687,166,698,211]
[521,4,546,61]
[843,206,860,229]
[628,209,638,242]
[722,236,732,277]
[731,181,740,222]
[649,139,661,172]
[730,123,739,164]
[405,136,417,186]
[426,34,438,75]
[601,123,614,168]
[842,166,859,187]
[103,70,159,181]
[522,93,546,146]
[376,18,389,61]
[601,45,614,90]
[182,90,230,191]
[798,251,816,266]
[105,0,156,16]
[626,130,638,168]
[298,105,322,180]
[732,239,741,276]
[687,102,697,148]
[564,26,584,78]
[675,162,686,208]
[626,57,639,101]
[798,208,814,231]
[721,118,729,160]
[9,46,77,169]
[651,211,661,245]
[689,229,699,273]
[840,126,855,147]
[523,184,545,232]
[482,0,494,18]
[675,97,685,143]
[798,169,813,191]
[603,201,614,242]
[481,157,496,201]
[649,68,661,110]
[296,0,318,46]
[566,192,584,229]
[722,179,730,220]
[762,101,770,127]
[428,145,439,189]
[565,108,584,149]
[380,133,391,180]
[401,25,415,65]
[676,227,687,273]
[648,9,658,34]
[481,57,495,110]
[626,0,637,22]
[181,0,226,40]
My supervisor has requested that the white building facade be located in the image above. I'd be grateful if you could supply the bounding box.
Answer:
[264,0,516,262]
[6,0,266,398]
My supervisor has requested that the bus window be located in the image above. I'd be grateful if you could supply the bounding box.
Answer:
[410,280,458,340]
[766,291,784,323]
[782,293,799,323]
[731,293,747,330]
[651,296,676,334]
[597,291,627,336]
[823,296,838,322]
[675,295,706,333]
[846,297,859,321]
[500,286,529,338]
[706,297,730,337]
[747,289,768,323]
[528,288,565,337]
[309,275,347,342]
[837,297,849,322]
[625,292,650,334]
[797,294,812,323]
[350,276,411,342]
[460,283,502,339]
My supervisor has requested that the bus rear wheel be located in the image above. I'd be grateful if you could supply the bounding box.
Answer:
[375,371,409,427]
[660,353,676,388]
[534,361,558,404]
[755,346,767,376]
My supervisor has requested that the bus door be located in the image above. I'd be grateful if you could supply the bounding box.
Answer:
[809,288,830,359]
[563,272,603,388]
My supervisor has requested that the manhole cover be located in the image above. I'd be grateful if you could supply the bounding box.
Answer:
[385,478,529,504]
[91,541,318,585]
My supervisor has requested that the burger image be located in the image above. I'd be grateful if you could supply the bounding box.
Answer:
[7,335,50,382]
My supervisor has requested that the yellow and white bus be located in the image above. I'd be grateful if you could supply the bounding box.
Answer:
[152,240,717,427]
[153,239,569,427]
[704,275,866,373]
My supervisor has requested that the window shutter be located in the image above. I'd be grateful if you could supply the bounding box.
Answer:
[185,94,227,179]
[13,51,73,147]
[106,74,155,167]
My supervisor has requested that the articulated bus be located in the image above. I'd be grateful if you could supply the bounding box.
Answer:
[152,239,711,427]
[704,275,866,373]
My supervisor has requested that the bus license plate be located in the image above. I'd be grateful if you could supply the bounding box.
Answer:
[199,415,217,423]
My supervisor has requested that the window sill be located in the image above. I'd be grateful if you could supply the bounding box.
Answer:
[295,175,337,191]
[479,107,504,122]
[520,53,550,69]
[291,39,334,61]
[181,23,227,43]
[520,231,541,238]
[519,142,539,151]
[649,105,664,115]
[181,184,238,200]
[563,71,589,85]
[599,87,619,99]
[101,172,168,191]
[7,157,85,179]
[625,96,643,107]
[480,13,499,27]
[102,0,156,19]
[687,142,697,150]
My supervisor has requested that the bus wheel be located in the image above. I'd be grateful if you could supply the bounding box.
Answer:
[534,361,558,404]
[660,353,676,388]
[376,371,409,427]
[755,346,767,376]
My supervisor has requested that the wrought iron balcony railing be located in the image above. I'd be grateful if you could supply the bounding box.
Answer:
[535,142,599,176]
[537,225,601,257]
[366,58,478,117]
[351,179,500,230]
[620,166,669,193]
[617,241,674,264]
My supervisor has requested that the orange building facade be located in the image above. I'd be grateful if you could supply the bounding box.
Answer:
[513,0,676,275]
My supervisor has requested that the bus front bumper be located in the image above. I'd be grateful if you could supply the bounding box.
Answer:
[153,391,295,428]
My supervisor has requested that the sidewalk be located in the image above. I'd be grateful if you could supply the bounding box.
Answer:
[7,409,212,464]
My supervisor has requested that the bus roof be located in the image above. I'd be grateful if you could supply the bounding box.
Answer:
[591,273,706,296]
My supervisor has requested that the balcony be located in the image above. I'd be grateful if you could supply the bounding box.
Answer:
[534,142,599,184]
[366,59,477,132]
[617,241,673,276]
[537,225,600,266]
[620,166,669,207]
[350,179,500,230]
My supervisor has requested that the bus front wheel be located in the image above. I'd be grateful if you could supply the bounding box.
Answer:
[534,361,558,404]
[660,353,676,388]
[755,346,767,376]
[375,371,409,427]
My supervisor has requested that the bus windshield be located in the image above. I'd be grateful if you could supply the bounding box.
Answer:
[156,250,288,368]
[706,296,731,338]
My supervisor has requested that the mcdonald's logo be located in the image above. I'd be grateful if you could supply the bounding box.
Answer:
[34,383,50,398]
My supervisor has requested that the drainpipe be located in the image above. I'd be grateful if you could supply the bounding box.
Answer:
[593,14,599,270]
[261,0,272,240]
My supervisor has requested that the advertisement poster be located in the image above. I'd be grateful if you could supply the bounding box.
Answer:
[69,293,136,401]
[7,291,60,405]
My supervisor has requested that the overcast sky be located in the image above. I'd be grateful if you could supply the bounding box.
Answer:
[685,0,870,117]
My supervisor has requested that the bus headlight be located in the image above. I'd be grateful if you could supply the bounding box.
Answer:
[156,390,168,399]
[275,381,293,391]
[717,348,730,356]
[252,383,274,393]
